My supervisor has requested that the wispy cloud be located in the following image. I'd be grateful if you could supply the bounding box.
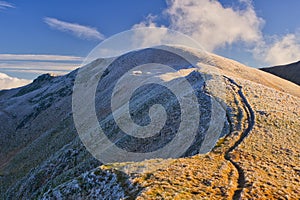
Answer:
[0,61,80,72]
[0,54,83,61]
[44,17,105,41]
[0,1,15,9]
[0,54,82,80]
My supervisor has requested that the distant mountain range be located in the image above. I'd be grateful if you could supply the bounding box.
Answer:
[0,46,299,199]
[260,61,300,85]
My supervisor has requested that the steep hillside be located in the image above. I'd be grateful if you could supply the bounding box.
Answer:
[261,61,300,85]
[0,45,299,199]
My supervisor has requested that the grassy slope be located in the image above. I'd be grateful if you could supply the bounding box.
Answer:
[1,48,299,199]
[73,53,300,199]
[104,58,300,199]
[233,79,300,199]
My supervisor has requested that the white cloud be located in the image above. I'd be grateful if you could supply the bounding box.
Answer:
[44,17,105,40]
[130,16,203,54]
[134,0,264,52]
[133,0,300,66]
[254,34,300,65]
[166,0,264,51]
[0,1,15,9]
[132,18,169,48]
[0,54,83,61]
[132,14,159,29]
[0,72,31,90]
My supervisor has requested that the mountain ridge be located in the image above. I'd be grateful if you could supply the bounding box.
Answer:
[260,60,300,85]
[0,45,299,199]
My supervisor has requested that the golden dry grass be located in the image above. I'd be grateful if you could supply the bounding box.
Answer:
[230,79,300,199]
[134,154,237,199]
[107,76,300,199]
[2,46,298,199]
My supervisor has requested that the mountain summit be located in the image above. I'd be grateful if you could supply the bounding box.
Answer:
[0,45,299,199]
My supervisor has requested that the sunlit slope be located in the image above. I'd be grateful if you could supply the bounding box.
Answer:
[0,45,299,199]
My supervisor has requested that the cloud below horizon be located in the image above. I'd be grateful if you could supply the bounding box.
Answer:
[0,72,31,90]
[44,17,105,41]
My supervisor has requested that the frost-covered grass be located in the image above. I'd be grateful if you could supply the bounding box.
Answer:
[1,45,299,199]
[230,79,300,199]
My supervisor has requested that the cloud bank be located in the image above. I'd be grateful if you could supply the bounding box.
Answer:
[134,0,263,52]
[165,0,263,51]
[254,33,300,65]
[44,17,105,41]
[0,72,31,90]
[134,0,300,66]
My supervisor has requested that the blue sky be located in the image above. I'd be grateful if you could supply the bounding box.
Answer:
[0,0,300,88]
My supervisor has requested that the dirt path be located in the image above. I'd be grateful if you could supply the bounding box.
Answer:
[224,76,255,200]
